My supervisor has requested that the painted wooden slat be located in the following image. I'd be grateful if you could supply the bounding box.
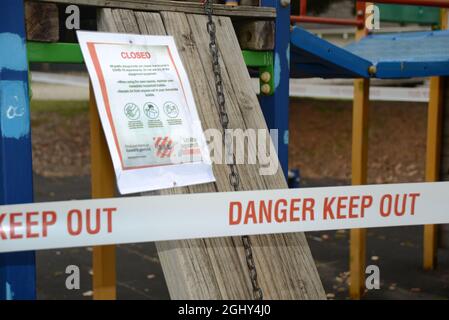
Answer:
[89,83,117,300]
[424,8,448,270]
[0,0,36,300]
[349,19,370,299]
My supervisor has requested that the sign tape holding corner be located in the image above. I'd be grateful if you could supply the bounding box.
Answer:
[1,182,449,253]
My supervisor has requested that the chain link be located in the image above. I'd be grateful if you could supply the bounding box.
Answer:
[203,0,263,300]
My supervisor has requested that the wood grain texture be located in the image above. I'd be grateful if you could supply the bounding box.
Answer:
[32,0,276,18]
[97,8,325,300]
[25,1,59,42]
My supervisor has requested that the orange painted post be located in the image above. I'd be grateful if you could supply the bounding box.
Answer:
[350,3,369,299]
[89,83,117,300]
[423,9,447,271]
[350,78,370,299]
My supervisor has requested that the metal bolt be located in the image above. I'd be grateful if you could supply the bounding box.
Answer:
[260,84,271,95]
[280,0,290,8]
[260,71,271,83]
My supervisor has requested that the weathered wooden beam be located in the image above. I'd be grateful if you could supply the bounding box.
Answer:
[97,8,324,300]
[234,20,274,50]
[25,1,59,42]
[31,0,276,19]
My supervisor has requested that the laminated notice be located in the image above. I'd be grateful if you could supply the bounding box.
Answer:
[77,31,215,194]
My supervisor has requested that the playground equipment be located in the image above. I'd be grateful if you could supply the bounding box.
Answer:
[1,0,448,300]
[292,0,449,299]
[0,0,325,300]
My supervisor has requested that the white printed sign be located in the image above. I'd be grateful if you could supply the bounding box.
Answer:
[77,31,215,194]
[1,182,449,253]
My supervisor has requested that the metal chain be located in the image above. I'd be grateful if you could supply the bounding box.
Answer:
[203,0,263,300]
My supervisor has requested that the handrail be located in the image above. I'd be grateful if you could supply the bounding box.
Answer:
[292,0,365,27]
[291,15,363,27]
[358,0,449,8]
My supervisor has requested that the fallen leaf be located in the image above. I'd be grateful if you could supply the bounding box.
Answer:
[83,290,93,297]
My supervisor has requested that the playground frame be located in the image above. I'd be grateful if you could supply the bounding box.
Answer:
[0,0,448,300]
[0,0,288,300]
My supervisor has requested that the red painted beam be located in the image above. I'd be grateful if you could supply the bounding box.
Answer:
[358,0,449,8]
[291,15,364,27]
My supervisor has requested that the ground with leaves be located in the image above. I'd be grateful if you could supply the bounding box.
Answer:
[31,98,449,299]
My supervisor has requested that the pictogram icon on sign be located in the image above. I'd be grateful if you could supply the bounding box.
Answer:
[143,102,159,119]
[163,101,179,118]
[124,103,140,120]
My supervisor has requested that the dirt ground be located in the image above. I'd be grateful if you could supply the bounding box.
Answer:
[31,98,427,183]
[30,98,449,300]
[289,98,427,185]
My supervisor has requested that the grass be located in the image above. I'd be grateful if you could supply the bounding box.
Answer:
[30,100,88,117]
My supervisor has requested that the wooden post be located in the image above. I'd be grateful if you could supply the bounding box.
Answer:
[350,78,370,299]
[423,8,448,270]
[349,5,369,298]
[89,83,117,300]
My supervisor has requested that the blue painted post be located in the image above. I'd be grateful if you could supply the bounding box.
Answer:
[260,0,290,179]
[0,0,36,300]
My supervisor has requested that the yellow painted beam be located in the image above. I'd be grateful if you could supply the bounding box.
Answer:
[423,77,444,270]
[441,9,448,30]
[423,8,447,271]
[350,78,370,300]
[349,13,370,299]
[89,83,117,300]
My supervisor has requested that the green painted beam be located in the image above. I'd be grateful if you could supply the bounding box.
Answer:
[378,4,440,26]
[242,50,273,67]
[26,42,275,96]
[27,42,273,68]
[27,42,84,63]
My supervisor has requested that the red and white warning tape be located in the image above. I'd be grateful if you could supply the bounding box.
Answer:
[1,181,449,253]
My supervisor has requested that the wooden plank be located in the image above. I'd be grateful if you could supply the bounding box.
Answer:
[25,1,59,42]
[97,8,325,299]
[350,77,370,300]
[234,20,274,50]
[349,17,370,299]
[32,0,276,18]
[212,16,324,298]
[89,83,117,300]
